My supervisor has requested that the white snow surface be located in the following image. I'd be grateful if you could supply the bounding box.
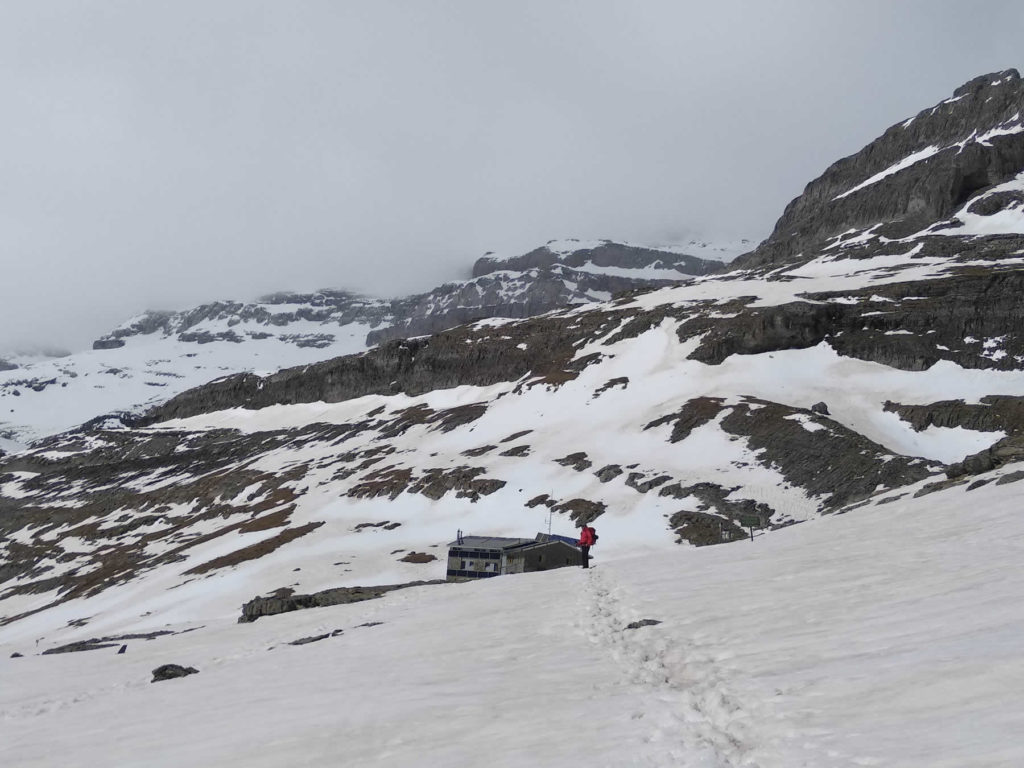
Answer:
[931,171,1024,236]
[0,319,371,445]
[833,145,943,200]
[3,469,1024,766]
[833,112,1024,202]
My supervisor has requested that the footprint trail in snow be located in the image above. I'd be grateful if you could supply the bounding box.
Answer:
[580,567,758,767]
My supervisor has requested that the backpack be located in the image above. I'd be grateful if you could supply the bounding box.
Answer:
[590,527,599,545]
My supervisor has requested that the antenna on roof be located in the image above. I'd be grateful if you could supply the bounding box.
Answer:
[457,528,464,545]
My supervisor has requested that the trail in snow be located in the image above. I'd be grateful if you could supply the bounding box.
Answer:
[579,567,756,767]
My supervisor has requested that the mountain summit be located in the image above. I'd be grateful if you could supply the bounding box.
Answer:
[738,69,1024,269]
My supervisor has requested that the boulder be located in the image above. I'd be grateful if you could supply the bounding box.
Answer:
[625,619,662,630]
[151,664,199,682]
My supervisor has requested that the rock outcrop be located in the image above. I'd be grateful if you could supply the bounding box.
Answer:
[239,580,444,622]
[472,240,722,278]
[735,69,1024,270]
[151,664,198,682]
[2,69,1024,631]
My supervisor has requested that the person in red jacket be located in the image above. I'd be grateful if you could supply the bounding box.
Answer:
[578,523,597,568]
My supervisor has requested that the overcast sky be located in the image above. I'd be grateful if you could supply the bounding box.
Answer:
[1,1,1022,353]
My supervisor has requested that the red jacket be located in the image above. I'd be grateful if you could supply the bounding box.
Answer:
[579,526,596,546]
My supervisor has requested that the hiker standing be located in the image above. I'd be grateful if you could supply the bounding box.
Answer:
[578,523,597,568]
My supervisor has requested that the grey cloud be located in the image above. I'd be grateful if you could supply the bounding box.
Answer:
[1,0,1021,352]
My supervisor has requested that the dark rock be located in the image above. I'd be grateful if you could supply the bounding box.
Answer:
[462,445,496,457]
[278,333,335,349]
[685,302,841,365]
[669,510,749,546]
[132,309,630,426]
[947,434,1024,478]
[289,633,331,646]
[966,189,1024,216]
[177,330,244,345]
[42,630,180,655]
[884,396,1024,435]
[151,664,199,682]
[718,399,935,509]
[118,644,127,654]
[398,552,436,563]
[646,397,726,442]
[368,241,721,346]
[10,652,23,658]
[624,619,662,630]
[499,444,531,457]
[473,241,722,279]
[816,272,1024,372]
[92,337,126,350]
[996,470,1024,485]
[625,473,672,493]
[42,640,120,655]
[660,482,774,529]
[356,621,384,628]
[347,464,505,503]
[354,521,401,532]
[594,377,629,396]
[733,69,1024,270]
[552,498,606,524]
[810,402,830,416]
[595,464,623,483]
[555,452,592,472]
[239,579,445,622]
[876,493,908,506]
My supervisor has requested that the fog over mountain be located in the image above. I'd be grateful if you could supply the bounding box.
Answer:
[1,1,1022,353]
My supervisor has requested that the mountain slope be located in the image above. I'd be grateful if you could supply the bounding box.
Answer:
[2,70,1024,766]
[3,234,1023,624]
[737,68,1024,269]
[0,239,725,447]
[3,71,1023,625]
[2,467,1023,767]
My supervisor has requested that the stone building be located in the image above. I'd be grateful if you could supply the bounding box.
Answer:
[446,532,582,581]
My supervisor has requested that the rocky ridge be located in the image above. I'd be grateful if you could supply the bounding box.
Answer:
[736,69,1024,270]
[92,240,724,352]
[1,238,728,446]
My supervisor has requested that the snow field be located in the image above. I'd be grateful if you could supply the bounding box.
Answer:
[3,467,1024,766]
[6,333,1015,646]
[0,320,373,445]
[40,319,1006,633]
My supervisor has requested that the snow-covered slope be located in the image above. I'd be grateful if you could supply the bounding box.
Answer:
[2,466,1023,767]
[2,226,1022,626]
[0,313,373,449]
[472,237,732,280]
[1,240,735,447]
[2,70,1024,767]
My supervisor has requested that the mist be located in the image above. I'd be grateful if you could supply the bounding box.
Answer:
[1,0,1021,353]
